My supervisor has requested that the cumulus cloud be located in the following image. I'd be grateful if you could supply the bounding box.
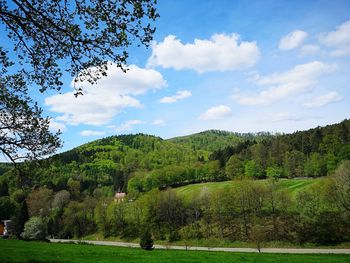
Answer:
[147,34,260,73]
[303,91,343,108]
[279,30,308,50]
[80,130,106,137]
[116,120,143,133]
[234,61,334,105]
[199,105,232,120]
[159,90,192,103]
[319,20,350,56]
[45,64,166,126]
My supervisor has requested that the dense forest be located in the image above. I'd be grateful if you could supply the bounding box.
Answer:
[0,120,349,246]
[211,120,350,179]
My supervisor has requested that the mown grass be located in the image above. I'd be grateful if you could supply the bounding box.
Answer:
[174,178,320,201]
[1,239,349,263]
[83,233,350,249]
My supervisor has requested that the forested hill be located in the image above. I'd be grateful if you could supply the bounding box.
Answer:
[210,119,350,179]
[1,119,350,196]
[12,131,257,193]
[167,130,271,152]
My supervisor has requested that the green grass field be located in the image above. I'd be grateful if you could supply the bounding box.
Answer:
[1,240,349,263]
[174,178,320,201]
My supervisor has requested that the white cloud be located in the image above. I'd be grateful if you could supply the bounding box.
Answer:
[319,20,350,56]
[234,61,334,105]
[199,105,232,120]
[45,64,166,126]
[159,90,192,103]
[300,45,320,56]
[49,119,67,132]
[116,120,143,133]
[303,91,343,108]
[147,34,260,73]
[279,30,308,50]
[80,130,106,137]
[152,119,166,126]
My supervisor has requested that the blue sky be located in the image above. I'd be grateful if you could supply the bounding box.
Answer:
[28,0,350,152]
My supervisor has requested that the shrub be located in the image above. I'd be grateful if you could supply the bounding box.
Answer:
[139,229,154,250]
[21,216,47,240]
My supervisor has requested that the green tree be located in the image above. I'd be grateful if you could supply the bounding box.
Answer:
[266,166,284,179]
[105,200,127,237]
[11,200,29,237]
[304,153,326,177]
[325,153,338,174]
[0,0,158,162]
[250,143,269,172]
[0,0,158,92]
[147,190,186,241]
[319,134,341,155]
[51,190,70,210]
[21,216,47,240]
[0,176,8,196]
[0,195,16,219]
[283,150,305,178]
[0,50,61,163]
[244,160,263,179]
[332,160,350,212]
[62,199,96,238]
[225,155,244,178]
[250,223,268,252]
[338,144,350,161]
[26,187,53,217]
[67,178,81,200]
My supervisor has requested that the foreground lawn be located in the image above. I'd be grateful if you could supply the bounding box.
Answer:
[1,240,349,263]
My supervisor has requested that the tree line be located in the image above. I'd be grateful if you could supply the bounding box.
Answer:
[0,120,349,246]
[0,161,349,246]
[210,119,350,179]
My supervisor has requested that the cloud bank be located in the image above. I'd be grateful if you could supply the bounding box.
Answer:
[147,34,260,73]
[279,30,308,50]
[320,20,350,56]
[234,61,334,105]
[303,91,343,108]
[45,64,166,126]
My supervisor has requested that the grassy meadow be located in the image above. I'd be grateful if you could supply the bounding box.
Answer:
[1,240,349,263]
[174,178,320,201]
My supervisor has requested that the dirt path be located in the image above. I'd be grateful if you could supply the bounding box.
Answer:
[49,239,350,254]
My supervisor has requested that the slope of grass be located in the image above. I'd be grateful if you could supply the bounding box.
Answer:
[174,178,321,201]
[1,240,349,263]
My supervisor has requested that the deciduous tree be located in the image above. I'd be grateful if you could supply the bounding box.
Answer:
[0,0,159,162]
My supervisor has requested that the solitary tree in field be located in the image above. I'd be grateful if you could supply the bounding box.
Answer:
[0,0,159,162]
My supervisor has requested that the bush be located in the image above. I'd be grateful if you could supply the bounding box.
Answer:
[139,229,154,250]
[21,216,47,240]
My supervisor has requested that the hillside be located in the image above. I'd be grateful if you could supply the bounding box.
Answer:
[0,120,350,248]
[1,119,349,195]
[168,130,271,152]
[1,131,263,193]
[210,119,350,179]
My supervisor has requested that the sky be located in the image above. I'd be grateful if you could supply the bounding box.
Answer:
[18,0,350,152]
